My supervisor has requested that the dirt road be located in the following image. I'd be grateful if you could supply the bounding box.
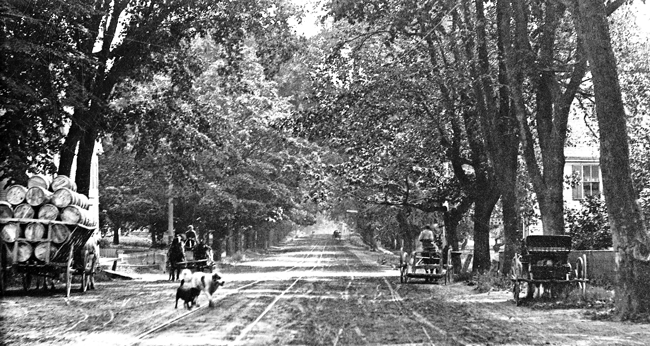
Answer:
[2,226,650,346]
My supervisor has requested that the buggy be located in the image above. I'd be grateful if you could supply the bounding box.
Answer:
[399,247,453,284]
[510,235,588,305]
[167,238,215,280]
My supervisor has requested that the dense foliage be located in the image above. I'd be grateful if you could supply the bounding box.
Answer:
[565,196,612,250]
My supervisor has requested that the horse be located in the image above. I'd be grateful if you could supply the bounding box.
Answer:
[167,236,186,281]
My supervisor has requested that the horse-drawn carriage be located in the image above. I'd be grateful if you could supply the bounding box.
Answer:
[167,234,215,280]
[510,235,588,305]
[399,247,453,284]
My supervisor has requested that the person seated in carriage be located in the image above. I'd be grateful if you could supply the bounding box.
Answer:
[194,237,214,263]
[418,225,440,253]
[185,225,197,250]
[418,224,444,273]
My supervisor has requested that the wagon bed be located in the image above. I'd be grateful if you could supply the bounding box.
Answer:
[1,218,98,297]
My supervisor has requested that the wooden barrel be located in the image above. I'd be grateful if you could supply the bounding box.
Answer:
[34,242,57,262]
[1,223,20,242]
[61,205,97,227]
[5,185,27,205]
[0,201,13,219]
[49,224,70,243]
[24,223,46,241]
[0,188,7,202]
[51,175,77,192]
[37,204,59,220]
[27,175,51,190]
[13,203,35,219]
[51,188,89,209]
[16,241,33,262]
[26,186,53,207]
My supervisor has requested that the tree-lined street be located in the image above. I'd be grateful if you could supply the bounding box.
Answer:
[3,227,650,345]
[2,0,650,343]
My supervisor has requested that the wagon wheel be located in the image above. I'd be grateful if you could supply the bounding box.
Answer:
[410,252,417,274]
[22,273,32,292]
[0,267,5,297]
[65,246,74,298]
[444,249,453,285]
[525,267,535,299]
[576,255,587,295]
[399,252,409,283]
[0,244,6,296]
[513,280,521,306]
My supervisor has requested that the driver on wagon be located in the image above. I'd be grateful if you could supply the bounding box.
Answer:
[418,225,438,253]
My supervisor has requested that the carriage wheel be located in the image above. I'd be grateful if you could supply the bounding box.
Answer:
[81,271,87,293]
[576,256,587,295]
[513,280,521,306]
[445,249,453,285]
[400,252,409,283]
[0,267,5,297]
[410,253,417,274]
[65,247,73,298]
[22,273,32,292]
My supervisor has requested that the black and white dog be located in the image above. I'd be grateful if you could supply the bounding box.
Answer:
[181,269,224,307]
[175,279,201,309]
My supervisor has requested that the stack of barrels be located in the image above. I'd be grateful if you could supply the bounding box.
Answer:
[0,175,96,264]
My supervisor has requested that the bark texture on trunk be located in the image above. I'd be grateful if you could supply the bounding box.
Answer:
[473,195,498,273]
[507,1,587,236]
[573,0,650,317]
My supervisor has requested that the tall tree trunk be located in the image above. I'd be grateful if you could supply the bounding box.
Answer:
[444,197,472,272]
[573,0,650,318]
[506,0,587,236]
[75,127,97,196]
[58,121,82,177]
[396,207,415,253]
[113,227,120,245]
[473,194,499,273]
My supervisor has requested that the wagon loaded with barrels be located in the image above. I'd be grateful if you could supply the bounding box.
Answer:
[510,235,588,305]
[1,175,99,297]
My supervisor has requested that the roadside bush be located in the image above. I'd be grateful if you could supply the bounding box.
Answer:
[565,196,612,250]
[97,237,111,248]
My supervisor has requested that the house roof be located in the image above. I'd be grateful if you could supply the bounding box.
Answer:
[565,146,599,162]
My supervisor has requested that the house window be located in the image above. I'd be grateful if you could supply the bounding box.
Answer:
[571,164,601,200]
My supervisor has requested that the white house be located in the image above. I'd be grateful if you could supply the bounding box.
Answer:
[525,146,602,236]
[563,146,602,210]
